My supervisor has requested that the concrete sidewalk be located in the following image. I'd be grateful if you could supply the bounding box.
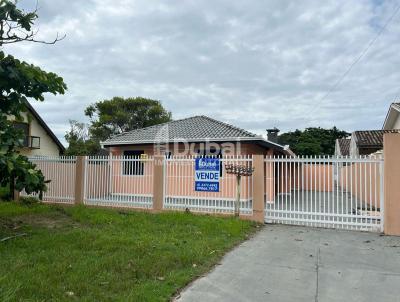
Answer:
[175,225,400,302]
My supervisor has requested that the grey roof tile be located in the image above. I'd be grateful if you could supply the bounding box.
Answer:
[103,115,259,145]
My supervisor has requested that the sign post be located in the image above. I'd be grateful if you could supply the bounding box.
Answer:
[194,158,220,192]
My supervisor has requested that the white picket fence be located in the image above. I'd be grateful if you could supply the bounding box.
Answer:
[83,156,154,209]
[20,156,76,204]
[163,156,253,215]
[21,154,384,232]
[264,156,384,232]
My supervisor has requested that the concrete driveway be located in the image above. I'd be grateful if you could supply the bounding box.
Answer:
[175,225,400,302]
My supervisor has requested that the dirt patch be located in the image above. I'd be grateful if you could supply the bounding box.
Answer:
[8,212,79,230]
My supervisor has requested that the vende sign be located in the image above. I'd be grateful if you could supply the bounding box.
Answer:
[195,158,220,192]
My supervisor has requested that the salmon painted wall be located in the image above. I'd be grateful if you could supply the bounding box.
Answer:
[109,142,274,156]
[269,163,333,195]
[108,144,336,202]
[111,159,154,196]
[107,142,271,200]
[302,164,333,192]
[34,161,76,201]
[339,163,381,208]
[165,159,253,200]
[85,162,111,198]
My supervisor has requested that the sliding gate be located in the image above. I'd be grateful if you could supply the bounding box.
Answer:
[264,156,384,232]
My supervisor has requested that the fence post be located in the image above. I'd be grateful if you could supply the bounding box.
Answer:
[252,154,265,223]
[152,155,164,212]
[74,156,86,205]
[383,133,400,236]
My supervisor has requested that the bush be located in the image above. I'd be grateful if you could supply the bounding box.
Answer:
[0,185,10,200]
[19,196,40,205]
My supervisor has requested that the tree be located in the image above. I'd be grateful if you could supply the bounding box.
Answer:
[64,120,100,156]
[278,127,350,156]
[65,97,172,155]
[0,1,66,199]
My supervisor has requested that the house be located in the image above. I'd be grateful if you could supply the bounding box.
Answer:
[334,103,400,157]
[102,115,291,157]
[334,138,350,157]
[348,130,399,157]
[10,101,65,156]
[383,102,400,130]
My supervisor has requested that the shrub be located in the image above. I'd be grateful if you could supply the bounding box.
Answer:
[0,185,10,201]
[19,196,40,205]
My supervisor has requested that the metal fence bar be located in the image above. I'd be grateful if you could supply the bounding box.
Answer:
[264,155,384,232]
[83,155,154,209]
[163,155,253,215]
[20,156,77,204]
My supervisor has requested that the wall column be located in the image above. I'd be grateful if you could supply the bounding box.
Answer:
[152,155,165,212]
[384,133,400,236]
[74,156,86,205]
[251,154,265,223]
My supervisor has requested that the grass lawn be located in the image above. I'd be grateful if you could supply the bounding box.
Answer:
[0,202,258,301]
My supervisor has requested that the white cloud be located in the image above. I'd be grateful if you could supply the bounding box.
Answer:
[5,0,400,146]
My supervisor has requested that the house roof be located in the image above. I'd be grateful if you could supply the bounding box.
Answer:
[383,102,400,130]
[337,138,350,156]
[354,130,399,148]
[102,115,285,151]
[25,101,65,153]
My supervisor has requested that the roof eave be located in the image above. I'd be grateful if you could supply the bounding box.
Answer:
[383,103,400,130]
[101,136,286,150]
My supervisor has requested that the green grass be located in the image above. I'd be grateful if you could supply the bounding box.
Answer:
[0,202,258,301]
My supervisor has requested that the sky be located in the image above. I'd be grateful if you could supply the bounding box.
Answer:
[4,0,400,145]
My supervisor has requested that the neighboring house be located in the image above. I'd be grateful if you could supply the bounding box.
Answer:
[9,101,65,156]
[102,115,292,158]
[334,103,400,157]
[349,130,399,157]
[334,138,350,157]
[383,102,400,130]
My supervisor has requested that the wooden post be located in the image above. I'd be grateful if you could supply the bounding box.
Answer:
[153,155,165,212]
[74,156,86,205]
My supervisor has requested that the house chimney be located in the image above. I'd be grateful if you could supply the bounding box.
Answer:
[266,127,280,143]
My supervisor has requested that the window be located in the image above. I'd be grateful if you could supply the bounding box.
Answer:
[123,150,144,175]
[13,122,29,147]
[30,136,40,149]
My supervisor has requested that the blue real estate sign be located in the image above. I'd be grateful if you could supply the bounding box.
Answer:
[194,158,220,192]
